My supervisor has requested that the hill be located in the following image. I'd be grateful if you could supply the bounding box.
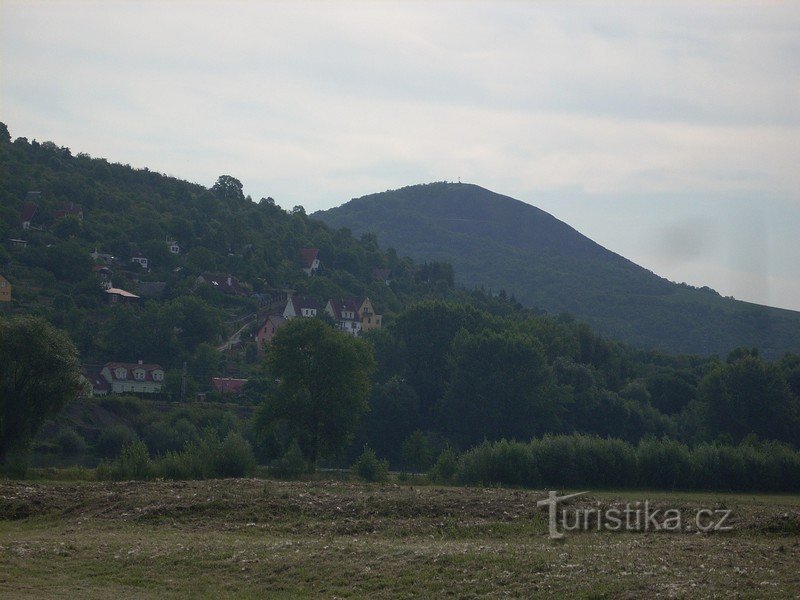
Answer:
[0,125,474,388]
[314,182,800,358]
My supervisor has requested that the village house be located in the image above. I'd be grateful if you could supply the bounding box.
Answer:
[106,287,140,304]
[98,360,166,395]
[356,297,382,332]
[130,250,149,270]
[255,314,287,354]
[20,201,38,230]
[299,247,320,276]
[92,265,112,288]
[0,274,11,304]
[165,238,180,254]
[79,365,110,397]
[211,377,248,397]
[283,295,321,319]
[325,298,362,336]
[8,238,28,250]
[197,273,249,296]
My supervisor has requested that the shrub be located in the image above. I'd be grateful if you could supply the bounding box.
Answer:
[353,446,389,483]
[57,428,87,454]
[429,446,459,483]
[96,425,139,458]
[217,432,256,477]
[269,440,309,479]
[111,440,153,480]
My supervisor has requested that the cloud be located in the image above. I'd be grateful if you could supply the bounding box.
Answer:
[2,0,798,309]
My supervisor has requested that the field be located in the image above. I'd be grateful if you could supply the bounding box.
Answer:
[1,479,799,598]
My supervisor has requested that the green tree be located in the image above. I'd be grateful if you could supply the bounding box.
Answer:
[443,329,558,447]
[255,318,375,464]
[699,355,800,444]
[0,316,82,464]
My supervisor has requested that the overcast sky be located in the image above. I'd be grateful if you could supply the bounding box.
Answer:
[2,1,799,311]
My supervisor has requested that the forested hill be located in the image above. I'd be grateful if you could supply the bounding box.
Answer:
[314,182,800,358]
[0,124,483,386]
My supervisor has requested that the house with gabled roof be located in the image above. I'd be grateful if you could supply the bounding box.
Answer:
[130,250,149,270]
[299,247,320,276]
[354,297,382,332]
[100,360,165,394]
[106,287,140,304]
[256,314,287,354]
[80,365,110,397]
[20,202,38,230]
[283,295,321,319]
[325,298,362,336]
[197,273,248,296]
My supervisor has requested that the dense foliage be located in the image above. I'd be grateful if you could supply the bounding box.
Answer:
[4,125,800,491]
[315,182,800,358]
[0,315,83,463]
[431,434,800,492]
[254,318,375,464]
[350,301,800,470]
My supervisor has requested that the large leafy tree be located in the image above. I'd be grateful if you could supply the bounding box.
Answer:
[0,316,82,463]
[442,329,559,447]
[699,352,800,444]
[255,318,375,464]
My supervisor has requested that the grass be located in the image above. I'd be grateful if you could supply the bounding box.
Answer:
[1,478,799,598]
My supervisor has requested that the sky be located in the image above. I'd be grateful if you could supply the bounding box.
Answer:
[2,1,799,311]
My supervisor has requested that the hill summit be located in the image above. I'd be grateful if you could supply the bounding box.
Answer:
[315,182,800,357]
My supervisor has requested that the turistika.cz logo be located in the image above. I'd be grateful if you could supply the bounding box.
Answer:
[536,491,733,539]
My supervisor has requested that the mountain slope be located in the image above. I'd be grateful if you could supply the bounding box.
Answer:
[314,182,800,357]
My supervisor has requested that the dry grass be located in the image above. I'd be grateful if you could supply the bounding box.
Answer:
[1,479,799,598]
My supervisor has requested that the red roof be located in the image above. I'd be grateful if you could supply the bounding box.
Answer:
[211,377,248,395]
[299,248,319,268]
[81,365,110,392]
[289,295,321,314]
[20,202,38,223]
[201,273,248,296]
[327,298,360,320]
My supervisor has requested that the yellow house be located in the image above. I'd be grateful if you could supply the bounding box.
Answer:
[356,297,382,332]
[0,275,11,303]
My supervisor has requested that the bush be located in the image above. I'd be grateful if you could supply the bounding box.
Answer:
[96,425,139,458]
[269,440,309,479]
[57,428,87,454]
[111,440,153,480]
[353,446,389,483]
[217,432,256,477]
[436,434,800,493]
[429,446,459,483]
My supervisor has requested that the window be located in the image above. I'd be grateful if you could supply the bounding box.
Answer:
[133,369,145,381]
[115,368,127,380]
[152,371,164,381]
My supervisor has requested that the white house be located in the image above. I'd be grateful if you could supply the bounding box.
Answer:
[130,250,149,270]
[325,298,362,335]
[283,295,321,319]
[299,248,320,276]
[99,360,165,394]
